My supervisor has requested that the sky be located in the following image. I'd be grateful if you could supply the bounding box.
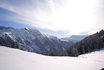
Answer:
[0,0,104,38]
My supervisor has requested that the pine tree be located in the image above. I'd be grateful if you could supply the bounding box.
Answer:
[11,42,19,49]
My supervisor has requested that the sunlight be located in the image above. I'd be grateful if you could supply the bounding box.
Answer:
[0,0,100,36]
[47,0,97,35]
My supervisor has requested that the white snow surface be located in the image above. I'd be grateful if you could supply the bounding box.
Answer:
[0,46,104,70]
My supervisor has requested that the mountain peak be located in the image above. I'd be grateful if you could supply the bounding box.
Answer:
[0,26,72,55]
[99,29,104,34]
[24,27,29,31]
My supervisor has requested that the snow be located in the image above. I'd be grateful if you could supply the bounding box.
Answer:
[0,46,104,70]
[61,35,87,42]
[0,27,71,53]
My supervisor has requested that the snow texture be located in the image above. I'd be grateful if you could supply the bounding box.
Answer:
[0,46,104,70]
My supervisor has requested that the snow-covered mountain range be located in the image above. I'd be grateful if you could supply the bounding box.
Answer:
[66,30,104,56]
[0,26,104,57]
[0,26,73,55]
[47,30,104,56]
[61,35,87,43]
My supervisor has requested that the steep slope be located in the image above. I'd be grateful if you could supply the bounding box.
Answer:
[0,26,72,55]
[0,46,104,70]
[66,30,104,56]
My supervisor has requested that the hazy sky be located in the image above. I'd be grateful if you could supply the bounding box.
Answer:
[0,0,104,37]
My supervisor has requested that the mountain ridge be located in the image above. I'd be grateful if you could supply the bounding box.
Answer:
[66,29,104,56]
[0,26,104,56]
[61,35,88,43]
[0,26,73,55]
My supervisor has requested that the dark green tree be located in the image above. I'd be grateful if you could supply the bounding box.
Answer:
[11,41,19,49]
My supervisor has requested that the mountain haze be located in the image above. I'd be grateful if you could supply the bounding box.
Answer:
[61,35,87,43]
[66,30,104,56]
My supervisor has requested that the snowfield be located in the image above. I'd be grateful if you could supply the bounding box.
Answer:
[0,46,104,70]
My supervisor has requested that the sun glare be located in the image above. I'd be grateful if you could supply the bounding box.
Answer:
[44,0,97,35]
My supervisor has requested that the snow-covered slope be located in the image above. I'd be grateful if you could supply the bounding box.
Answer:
[0,26,72,55]
[0,46,104,70]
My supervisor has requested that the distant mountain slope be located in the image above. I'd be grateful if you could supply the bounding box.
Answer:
[66,30,104,56]
[0,26,72,55]
[0,46,104,70]
[61,35,87,43]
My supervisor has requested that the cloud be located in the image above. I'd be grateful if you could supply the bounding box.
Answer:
[0,0,104,36]
[0,0,56,25]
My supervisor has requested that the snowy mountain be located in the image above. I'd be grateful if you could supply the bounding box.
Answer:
[61,35,87,43]
[0,26,72,55]
[66,30,104,56]
[0,46,104,70]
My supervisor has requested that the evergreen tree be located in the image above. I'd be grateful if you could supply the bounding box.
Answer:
[11,42,19,49]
